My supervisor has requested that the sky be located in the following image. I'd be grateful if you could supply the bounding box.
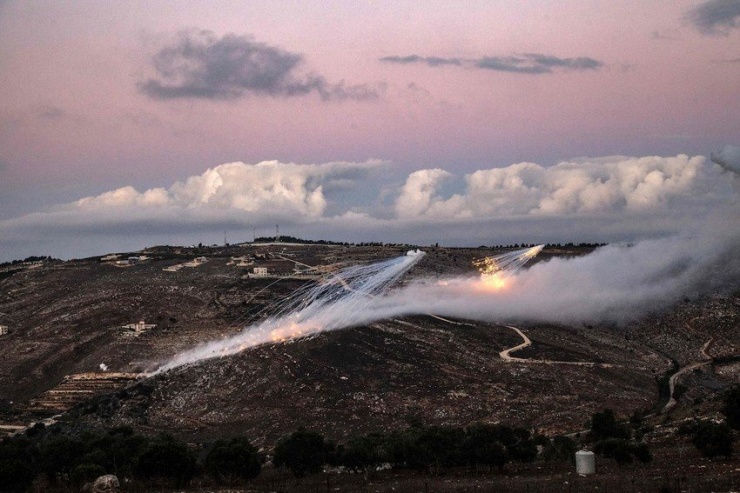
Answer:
[0,0,738,261]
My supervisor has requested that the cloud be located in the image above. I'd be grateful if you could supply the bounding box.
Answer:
[395,169,452,218]
[74,160,385,217]
[379,55,463,67]
[395,155,726,219]
[380,53,603,74]
[0,153,735,261]
[686,0,740,36]
[711,144,740,174]
[139,30,378,101]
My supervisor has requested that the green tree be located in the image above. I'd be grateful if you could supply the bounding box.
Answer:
[463,424,508,472]
[0,437,36,493]
[39,435,85,483]
[722,385,740,430]
[691,421,733,458]
[542,435,577,463]
[338,433,387,476]
[590,409,630,441]
[273,428,331,478]
[594,438,633,464]
[205,436,261,483]
[135,434,197,487]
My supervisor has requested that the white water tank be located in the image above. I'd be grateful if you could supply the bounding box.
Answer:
[575,450,595,475]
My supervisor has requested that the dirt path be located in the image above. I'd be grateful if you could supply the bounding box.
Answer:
[499,325,620,368]
[662,317,715,413]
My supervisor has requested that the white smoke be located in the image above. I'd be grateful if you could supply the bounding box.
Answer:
[153,148,739,372]
[154,250,426,373]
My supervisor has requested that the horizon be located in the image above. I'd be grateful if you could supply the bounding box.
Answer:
[1,1,738,261]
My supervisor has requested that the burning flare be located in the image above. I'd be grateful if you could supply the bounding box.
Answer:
[474,245,544,291]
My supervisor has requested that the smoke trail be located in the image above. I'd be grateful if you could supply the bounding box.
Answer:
[155,148,739,372]
[154,250,425,373]
[369,217,739,326]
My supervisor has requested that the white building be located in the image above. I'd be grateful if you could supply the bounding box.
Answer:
[252,267,268,277]
[121,320,156,337]
[0,325,8,336]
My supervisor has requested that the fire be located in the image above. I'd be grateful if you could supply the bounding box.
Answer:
[473,245,544,292]
[481,271,508,290]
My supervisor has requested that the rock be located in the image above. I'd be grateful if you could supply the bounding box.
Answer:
[91,474,120,493]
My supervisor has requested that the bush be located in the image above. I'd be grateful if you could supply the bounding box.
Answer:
[273,428,332,478]
[337,433,388,474]
[205,436,261,483]
[135,434,197,487]
[691,421,733,458]
[70,463,106,485]
[590,409,630,441]
[594,439,633,464]
[542,436,577,463]
[722,385,740,430]
[0,438,36,493]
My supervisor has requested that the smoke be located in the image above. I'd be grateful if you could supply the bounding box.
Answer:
[151,147,739,373]
[154,250,426,373]
[375,216,739,325]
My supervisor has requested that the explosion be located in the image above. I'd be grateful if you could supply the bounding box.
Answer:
[474,245,544,291]
[154,250,425,373]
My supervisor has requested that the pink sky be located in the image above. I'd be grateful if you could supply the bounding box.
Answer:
[0,1,738,259]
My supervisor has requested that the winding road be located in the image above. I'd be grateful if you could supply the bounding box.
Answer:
[499,325,619,368]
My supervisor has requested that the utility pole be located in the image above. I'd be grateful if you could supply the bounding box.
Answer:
[275,224,280,242]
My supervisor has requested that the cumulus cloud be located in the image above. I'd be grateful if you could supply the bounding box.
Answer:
[710,144,740,174]
[395,169,452,218]
[395,155,723,219]
[0,153,735,261]
[74,160,384,217]
[140,30,378,101]
[380,53,603,74]
[686,0,740,35]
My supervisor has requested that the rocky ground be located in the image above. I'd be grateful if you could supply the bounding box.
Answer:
[0,242,737,452]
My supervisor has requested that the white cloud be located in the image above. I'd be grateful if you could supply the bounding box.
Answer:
[395,168,452,218]
[0,153,735,261]
[397,155,720,219]
[73,160,384,218]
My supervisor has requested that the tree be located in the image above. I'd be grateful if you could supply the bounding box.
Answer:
[542,436,577,463]
[39,435,85,482]
[594,438,633,464]
[205,436,261,483]
[337,433,387,476]
[273,428,331,478]
[691,421,733,458]
[722,385,740,430]
[463,424,508,472]
[0,437,36,493]
[590,409,630,441]
[135,434,197,487]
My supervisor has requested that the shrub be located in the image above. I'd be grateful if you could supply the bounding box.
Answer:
[273,428,332,478]
[135,434,197,487]
[205,436,261,483]
[722,385,740,430]
[590,409,630,441]
[691,421,733,458]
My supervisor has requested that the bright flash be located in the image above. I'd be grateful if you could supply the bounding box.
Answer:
[474,245,543,291]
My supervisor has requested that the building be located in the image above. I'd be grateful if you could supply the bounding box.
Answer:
[0,325,8,336]
[121,320,156,337]
[252,267,268,277]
